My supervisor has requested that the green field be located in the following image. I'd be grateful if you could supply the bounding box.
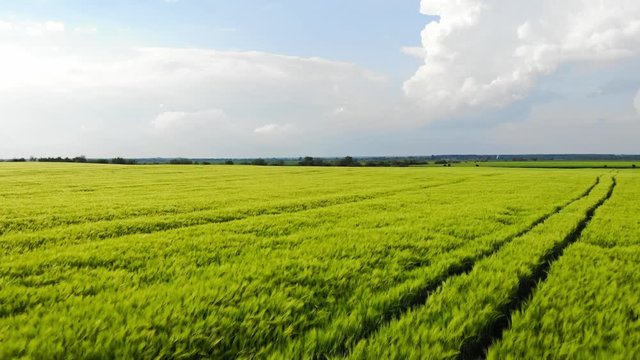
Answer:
[0,163,638,358]
[416,160,640,169]
[481,161,639,169]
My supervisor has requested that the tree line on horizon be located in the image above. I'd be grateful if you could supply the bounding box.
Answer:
[4,156,137,165]
[2,156,430,167]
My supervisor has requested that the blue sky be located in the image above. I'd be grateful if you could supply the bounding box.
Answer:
[0,0,427,81]
[0,0,639,157]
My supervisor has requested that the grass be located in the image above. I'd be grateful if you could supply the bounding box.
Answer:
[0,163,637,358]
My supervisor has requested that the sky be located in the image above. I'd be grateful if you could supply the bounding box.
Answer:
[1,0,639,158]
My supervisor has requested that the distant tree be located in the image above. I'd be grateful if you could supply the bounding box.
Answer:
[632,164,637,168]
[201,161,211,165]
[391,159,412,167]
[111,157,137,165]
[73,155,87,163]
[270,159,285,166]
[299,156,315,166]
[251,158,267,166]
[364,160,387,167]
[169,158,193,165]
[111,157,127,164]
[337,156,360,167]
[225,160,234,165]
[356,158,428,167]
[10,158,26,162]
[92,159,109,164]
[298,156,327,166]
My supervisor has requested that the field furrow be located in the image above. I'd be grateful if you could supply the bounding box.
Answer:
[265,176,602,358]
[0,178,469,255]
[345,176,615,360]
[486,243,640,360]
[487,173,639,359]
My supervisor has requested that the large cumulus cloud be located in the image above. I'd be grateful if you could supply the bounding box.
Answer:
[405,0,640,116]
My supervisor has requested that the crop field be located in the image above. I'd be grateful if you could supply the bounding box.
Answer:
[417,160,639,169]
[480,161,639,169]
[0,163,638,359]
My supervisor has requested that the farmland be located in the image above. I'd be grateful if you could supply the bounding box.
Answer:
[0,163,638,358]
[416,160,639,169]
[480,161,639,169]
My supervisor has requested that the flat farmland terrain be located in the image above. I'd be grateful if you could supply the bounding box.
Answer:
[481,161,639,169]
[0,164,637,359]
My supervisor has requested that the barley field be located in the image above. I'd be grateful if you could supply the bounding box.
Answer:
[0,163,637,359]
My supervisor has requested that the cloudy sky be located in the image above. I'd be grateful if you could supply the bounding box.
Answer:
[1,0,639,158]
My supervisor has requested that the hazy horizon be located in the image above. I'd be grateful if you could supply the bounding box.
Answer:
[1,0,640,158]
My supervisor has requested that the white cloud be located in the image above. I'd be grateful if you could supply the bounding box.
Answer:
[0,21,13,31]
[0,19,65,36]
[44,21,65,32]
[0,34,401,157]
[406,0,640,117]
[74,26,97,34]
[332,106,346,116]
[0,46,388,96]
[254,123,291,134]
[26,21,64,36]
[635,90,640,118]
[147,109,244,155]
[151,109,228,131]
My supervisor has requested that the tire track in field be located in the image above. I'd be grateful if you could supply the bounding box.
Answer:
[1,170,500,236]
[0,178,472,255]
[0,170,519,235]
[0,171,377,235]
[267,177,602,358]
[0,179,477,320]
[1,177,474,236]
[464,176,617,360]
